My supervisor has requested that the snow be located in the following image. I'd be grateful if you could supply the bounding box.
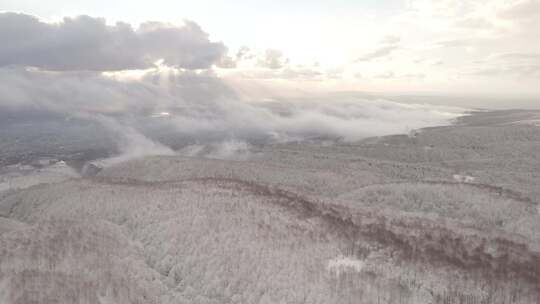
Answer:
[327,256,365,274]
[2,110,540,303]
[509,119,540,126]
[0,161,79,193]
[453,174,475,183]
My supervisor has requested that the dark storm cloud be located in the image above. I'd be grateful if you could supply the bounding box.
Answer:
[0,13,227,71]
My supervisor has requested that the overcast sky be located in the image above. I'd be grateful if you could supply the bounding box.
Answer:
[1,0,539,100]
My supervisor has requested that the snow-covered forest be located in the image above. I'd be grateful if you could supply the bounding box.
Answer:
[1,110,540,303]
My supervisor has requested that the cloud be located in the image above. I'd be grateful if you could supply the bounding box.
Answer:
[217,56,237,68]
[414,57,443,66]
[372,71,425,80]
[471,65,540,78]
[236,46,255,60]
[93,116,175,166]
[257,49,289,69]
[375,71,396,79]
[499,0,540,19]
[380,35,401,44]
[435,38,478,47]
[0,13,227,71]
[355,45,399,62]
[0,11,468,161]
[179,140,253,160]
[223,47,324,80]
[228,66,322,80]
[0,66,235,114]
[496,52,540,61]
[401,73,426,79]
[0,65,464,144]
[325,67,344,79]
[455,17,494,29]
[279,67,322,79]
[469,52,540,78]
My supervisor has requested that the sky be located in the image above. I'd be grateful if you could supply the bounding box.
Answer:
[0,0,539,102]
[1,0,539,163]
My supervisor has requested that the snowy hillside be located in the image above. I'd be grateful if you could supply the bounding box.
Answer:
[1,110,540,303]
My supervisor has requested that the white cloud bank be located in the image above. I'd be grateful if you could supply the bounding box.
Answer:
[0,66,465,143]
[0,11,467,164]
[92,116,175,166]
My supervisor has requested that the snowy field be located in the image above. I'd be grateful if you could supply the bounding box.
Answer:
[1,109,540,303]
